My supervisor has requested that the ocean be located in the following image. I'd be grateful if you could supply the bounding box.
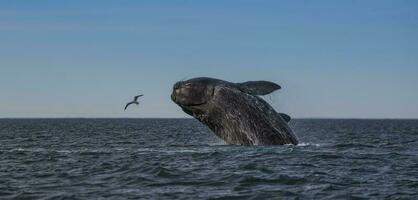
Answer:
[0,119,417,199]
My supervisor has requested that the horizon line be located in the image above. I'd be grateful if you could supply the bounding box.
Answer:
[1,117,417,120]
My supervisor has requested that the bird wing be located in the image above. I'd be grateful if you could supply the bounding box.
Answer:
[124,101,135,110]
[134,94,144,101]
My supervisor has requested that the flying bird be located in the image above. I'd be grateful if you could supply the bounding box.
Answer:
[124,94,143,110]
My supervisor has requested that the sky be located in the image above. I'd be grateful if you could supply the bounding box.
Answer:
[0,0,417,118]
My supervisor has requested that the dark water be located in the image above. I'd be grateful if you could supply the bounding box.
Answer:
[0,119,417,199]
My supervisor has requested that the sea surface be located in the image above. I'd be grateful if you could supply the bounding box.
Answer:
[0,119,417,199]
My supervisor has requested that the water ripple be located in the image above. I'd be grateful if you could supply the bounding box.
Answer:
[0,119,417,199]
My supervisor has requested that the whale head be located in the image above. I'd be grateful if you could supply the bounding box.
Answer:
[171,78,221,119]
[171,77,217,107]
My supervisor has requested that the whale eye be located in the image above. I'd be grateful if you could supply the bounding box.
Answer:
[184,83,192,87]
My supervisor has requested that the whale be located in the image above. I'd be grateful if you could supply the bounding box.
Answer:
[171,77,298,145]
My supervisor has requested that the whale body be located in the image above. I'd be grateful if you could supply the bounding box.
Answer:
[171,77,298,145]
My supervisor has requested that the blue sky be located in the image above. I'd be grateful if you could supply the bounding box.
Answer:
[0,0,417,118]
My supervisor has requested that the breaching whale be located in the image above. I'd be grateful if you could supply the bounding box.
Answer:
[171,77,298,145]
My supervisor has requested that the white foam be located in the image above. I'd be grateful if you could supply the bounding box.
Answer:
[208,141,227,146]
[56,150,72,153]
[9,148,46,152]
[297,143,322,147]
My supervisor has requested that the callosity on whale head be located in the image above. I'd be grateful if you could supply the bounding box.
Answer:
[171,78,217,107]
[171,77,298,145]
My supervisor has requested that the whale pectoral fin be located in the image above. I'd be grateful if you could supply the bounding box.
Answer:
[237,81,281,96]
[279,113,291,122]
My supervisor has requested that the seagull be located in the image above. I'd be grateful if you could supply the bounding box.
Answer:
[124,94,143,110]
